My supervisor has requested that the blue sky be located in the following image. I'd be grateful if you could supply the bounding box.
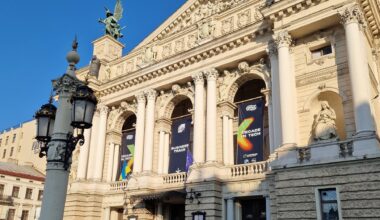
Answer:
[0,0,186,131]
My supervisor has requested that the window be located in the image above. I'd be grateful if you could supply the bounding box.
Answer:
[3,149,6,158]
[11,186,19,198]
[12,134,16,143]
[25,188,33,199]
[37,190,43,200]
[5,136,9,145]
[311,45,333,59]
[10,147,14,157]
[0,184,4,196]
[318,188,340,220]
[0,138,2,147]
[21,210,29,220]
[7,209,15,220]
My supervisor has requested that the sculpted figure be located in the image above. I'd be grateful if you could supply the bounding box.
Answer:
[99,0,124,39]
[313,101,337,141]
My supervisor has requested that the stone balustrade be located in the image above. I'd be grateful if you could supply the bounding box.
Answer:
[229,161,269,178]
[110,180,128,191]
[162,172,187,184]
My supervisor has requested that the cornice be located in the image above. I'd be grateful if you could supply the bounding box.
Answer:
[97,22,271,98]
[359,0,380,38]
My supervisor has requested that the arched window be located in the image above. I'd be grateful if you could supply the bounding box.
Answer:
[168,98,193,173]
[118,114,136,180]
[233,79,270,164]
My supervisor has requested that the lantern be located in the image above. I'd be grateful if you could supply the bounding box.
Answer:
[71,85,98,129]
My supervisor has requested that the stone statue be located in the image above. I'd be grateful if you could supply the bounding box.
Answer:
[313,101,338,141]
[99,0,124,39]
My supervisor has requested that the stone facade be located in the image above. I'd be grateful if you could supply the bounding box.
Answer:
[65,0,380,219]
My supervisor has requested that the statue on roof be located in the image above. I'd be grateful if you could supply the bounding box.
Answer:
[99,0,125,40]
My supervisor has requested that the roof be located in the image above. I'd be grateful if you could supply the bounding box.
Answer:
[0,161,45,182]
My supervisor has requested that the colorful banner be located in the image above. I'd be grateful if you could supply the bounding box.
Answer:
[168,116,193,173]
[118,130,135,180]
[236,98,264,164]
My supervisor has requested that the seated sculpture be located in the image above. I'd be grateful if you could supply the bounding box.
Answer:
[313,101,338,141]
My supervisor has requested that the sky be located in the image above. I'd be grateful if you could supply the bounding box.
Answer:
[0,0,187,131]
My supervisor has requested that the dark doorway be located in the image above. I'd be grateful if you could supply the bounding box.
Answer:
[240,197,266,220]
[170,204,185,220]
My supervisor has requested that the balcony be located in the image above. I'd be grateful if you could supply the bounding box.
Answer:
[162,172,187,184]
[0,195,13,205]
[110,180,128,192]
[228,161,270,178]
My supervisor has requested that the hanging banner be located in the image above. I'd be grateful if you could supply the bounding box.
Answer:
[168,116,192,173]
[118,130,135,180]
[236,98,264,164]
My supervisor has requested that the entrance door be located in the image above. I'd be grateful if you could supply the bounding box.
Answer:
[240,197,266,220]
[170,204,185,220]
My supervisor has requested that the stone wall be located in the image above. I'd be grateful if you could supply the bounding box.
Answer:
[64,192,103,220]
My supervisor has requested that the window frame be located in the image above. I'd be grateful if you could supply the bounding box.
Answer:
[11,186,20,198]
[7,209,15,220]
[37,189,43,200]
[25,188,33,200]
[315,187,342,220]
[21,210,29,220]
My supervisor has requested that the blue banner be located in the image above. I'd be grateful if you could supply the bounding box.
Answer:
[118,130,135,180]
[236,98,264,164]
[168,116,192,173]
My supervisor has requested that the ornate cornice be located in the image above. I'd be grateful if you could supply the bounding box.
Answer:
[339,4,367,27]
[274,31,292,48]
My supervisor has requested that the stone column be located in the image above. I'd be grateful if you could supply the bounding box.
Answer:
[103,207,110,220]
[157,130,166,174]
[163,132,170,174]
[76,128,91,180]
[133,92,146,174]
[205,68,219,162]
[222,115,229,165]
[226,198,235,220]
[267,43,282,149]
[192,72,206,164]
[275,31,297,147]
[143,89,157,172]
[228,117,234,164]
[266,196,271,220]
[87,112,99,179]
[112,144,120,181]
[262,89,275,154]
[156,202,163,220]
[106,143,115,182]
[94,105,109,181]
[340,5,375,135]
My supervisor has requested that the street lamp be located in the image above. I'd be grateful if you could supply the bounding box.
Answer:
[34,38,98,220]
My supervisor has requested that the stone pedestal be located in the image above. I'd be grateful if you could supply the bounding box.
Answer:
[93,35,124,62]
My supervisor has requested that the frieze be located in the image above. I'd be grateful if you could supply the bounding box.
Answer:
[296,64,348,87]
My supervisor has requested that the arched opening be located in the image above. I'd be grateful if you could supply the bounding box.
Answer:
[308,91,346,144]
[168,98,193,174]
[233,79,269,164]
[118,114,136,180]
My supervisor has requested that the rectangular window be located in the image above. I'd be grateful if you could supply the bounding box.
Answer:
[21,210,29,220]
[7,209,15,220]
[37,190,43,200]
[11,186,19,198]
[0,184,4,196]
[3,149,6,158]
[5,136,9,145]
[12,134,16,143]
[10,147,14,157]
[25,188,33,199]
[311,45,333,59]
[318,188,340,220]
[0,138,2,147]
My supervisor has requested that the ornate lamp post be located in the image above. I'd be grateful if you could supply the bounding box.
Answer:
[34,39,98,220]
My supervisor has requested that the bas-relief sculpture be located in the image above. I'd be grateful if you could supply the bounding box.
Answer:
[313,101,338,141]
[99,0,124,40]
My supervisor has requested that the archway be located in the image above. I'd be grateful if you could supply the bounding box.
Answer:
[117,114,136,181]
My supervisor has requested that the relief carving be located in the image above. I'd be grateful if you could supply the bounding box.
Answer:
[313,101,338,142]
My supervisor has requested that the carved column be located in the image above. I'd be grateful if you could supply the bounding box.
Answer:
[106,143,115,182]
[192,72,206,164]
[94,104,109,181]
[267,42,282,150]
[133,92,146,174]
[163,132,170,174]
[219,101,235,165]
[261,89,274,154]
[275,31,297,148]
[157,130,165,174]
[226,198,235,220]
[340,5,375,135]
[87,111,99,179]
[112,144,120,181]
[76,128,91,180]
[205,68,219,162]
[143,89,157,172]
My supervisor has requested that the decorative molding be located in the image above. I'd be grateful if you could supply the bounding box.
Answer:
[107,101,137,131]
[274,31,292,48]
[192,72,205,84]
[205,68,219,81]
[296,63,348,87]
[339,4,367,28]
[144,89,157,100]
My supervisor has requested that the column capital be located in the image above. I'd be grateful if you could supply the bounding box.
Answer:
[267,40,278,58]
[135,92,146,103]
[98,104,109,115]
[339,4,366,27]
[274,31,292,48]
[192,72,204,84]
[144,89,157,100]
[204,68,219,81]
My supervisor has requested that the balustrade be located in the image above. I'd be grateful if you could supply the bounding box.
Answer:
[110,181,128,191]
[229,161,269,178]
[162,172,187,184]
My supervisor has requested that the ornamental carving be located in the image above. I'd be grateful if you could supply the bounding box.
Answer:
[197,19,216,41]
[174,39,185,53]
[274,31,292,48]
[143,45,158,64]
[144,89,157,100]
[107,101,137,131]
[205,68,219,81]
[136,92,146,103]
[192,72,205,84]
[218,59,270,102]
[339,5,366,27]
[267,41,278,58]
[98,104,109,115]
[237,10,251,28]
[222,17,234,35]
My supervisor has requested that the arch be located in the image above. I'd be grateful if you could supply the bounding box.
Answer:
[302,87,348,112]
[108,102,137,133]
[160,94,194,119]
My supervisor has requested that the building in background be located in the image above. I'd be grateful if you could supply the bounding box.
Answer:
[0,162,44,220]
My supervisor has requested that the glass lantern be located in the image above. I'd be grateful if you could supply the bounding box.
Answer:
[71,85,98,129]
[35,103,57,143]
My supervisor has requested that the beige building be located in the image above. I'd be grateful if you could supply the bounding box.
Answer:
[0,162,45,220]
[63,0,380,219]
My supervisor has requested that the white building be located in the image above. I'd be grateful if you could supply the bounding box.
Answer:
[57,0,380,219]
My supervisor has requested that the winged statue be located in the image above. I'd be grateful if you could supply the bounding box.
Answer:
[99,0,125,40]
